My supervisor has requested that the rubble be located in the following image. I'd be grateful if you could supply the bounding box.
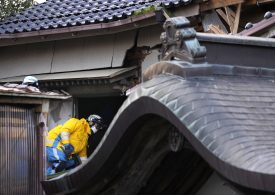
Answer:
[0,83,70,97]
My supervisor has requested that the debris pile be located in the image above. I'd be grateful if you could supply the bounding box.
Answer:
[0,83,70,97]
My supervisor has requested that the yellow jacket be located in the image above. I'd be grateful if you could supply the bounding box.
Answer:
[46,118,91,158]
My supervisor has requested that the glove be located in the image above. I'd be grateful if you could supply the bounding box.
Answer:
[72,154,81,166]
[61,144,74,159]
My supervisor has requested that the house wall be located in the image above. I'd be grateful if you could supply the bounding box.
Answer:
[51,35,114,72]
[138,25,163,72]
[0,31,136,79]
[0,25,160,80]
[3,21,275,81]
[113,30,137,68]
[0,42,54,79]
[47,99,73,130]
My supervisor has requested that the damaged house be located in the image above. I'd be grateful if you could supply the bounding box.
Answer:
[0,84,71,194]
[1,0,275,194]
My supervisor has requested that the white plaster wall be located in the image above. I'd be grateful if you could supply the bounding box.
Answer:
[0,42,54,79]
[51,34,115,72]
[112,30,136,67]
[138,25,163,72]
[0,27,155,79]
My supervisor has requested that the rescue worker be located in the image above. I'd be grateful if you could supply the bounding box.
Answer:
[46,114,105,175]
[22,76,39,88]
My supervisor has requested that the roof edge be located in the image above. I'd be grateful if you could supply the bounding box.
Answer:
[0,91,71,100]
[0,12,156,47]
[197,32,275,48]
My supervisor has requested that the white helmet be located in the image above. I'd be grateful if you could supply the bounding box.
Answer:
[22,76,39,87]
[87,114,105,133]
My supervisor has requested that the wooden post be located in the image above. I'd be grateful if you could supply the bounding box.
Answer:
[233,3,242,34]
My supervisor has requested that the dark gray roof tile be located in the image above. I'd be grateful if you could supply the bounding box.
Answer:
[0,0,192,34]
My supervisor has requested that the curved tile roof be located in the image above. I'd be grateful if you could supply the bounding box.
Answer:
[42,62,275,194]
[0,0,192,34]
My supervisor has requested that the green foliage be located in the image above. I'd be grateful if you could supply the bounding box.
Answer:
[133,5,156,16]
[133,6,173,18]
[0,0,34,21]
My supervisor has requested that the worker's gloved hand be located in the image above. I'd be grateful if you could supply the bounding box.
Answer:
[61,144,74,159]
[72,154,81,167]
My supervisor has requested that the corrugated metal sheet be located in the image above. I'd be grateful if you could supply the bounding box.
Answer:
[0,104,43,195]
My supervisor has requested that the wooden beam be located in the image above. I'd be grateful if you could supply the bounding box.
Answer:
[259,0,275,3]
[216,7,234,30]
[226,6,236,18]
[244,0,259,5]
[201,10,228,33]
[232,3,242,34]
[216,9,229,25]
[0,96,43,104]
[225,6,234,32]
[216,3,242,34]
[208,24,226,34]
[245,0,275,5]
[200,0,244,11]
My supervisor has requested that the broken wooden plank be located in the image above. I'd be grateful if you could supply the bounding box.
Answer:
[208,24,226,34]
[216,4,242,34]
[200,0,244,11]
[216,8,228,24]
[201,10,228,33]
[226,6,236,19]
[216,7,234,30]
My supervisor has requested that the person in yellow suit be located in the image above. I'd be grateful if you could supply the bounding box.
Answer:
[46,114,105,175]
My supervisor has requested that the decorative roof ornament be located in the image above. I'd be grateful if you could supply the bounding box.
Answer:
[159,16,206,63]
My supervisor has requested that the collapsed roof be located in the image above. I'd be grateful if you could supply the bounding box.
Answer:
[0,83,71,99]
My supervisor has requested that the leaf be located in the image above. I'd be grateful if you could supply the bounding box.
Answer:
[0,0,34,21]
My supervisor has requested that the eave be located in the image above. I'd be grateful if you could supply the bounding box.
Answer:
[0,66,139,88]
[0,12,156,47]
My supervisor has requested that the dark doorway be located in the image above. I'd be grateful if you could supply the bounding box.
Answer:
[77,96,126,156]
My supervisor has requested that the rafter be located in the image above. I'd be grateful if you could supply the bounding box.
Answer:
[215,3,242,34]
[200,0,244,11]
